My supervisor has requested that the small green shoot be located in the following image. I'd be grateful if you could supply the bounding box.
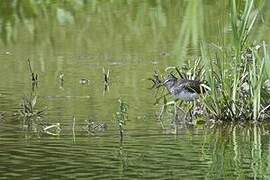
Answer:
[115,98,128,143]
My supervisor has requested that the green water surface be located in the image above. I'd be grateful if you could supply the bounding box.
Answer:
[0,0,270,179]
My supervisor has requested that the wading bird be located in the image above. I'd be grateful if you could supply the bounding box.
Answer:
[159,74,209,121]
[163,74,207,102]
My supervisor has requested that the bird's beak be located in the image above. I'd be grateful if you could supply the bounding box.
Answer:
[162,79,168,85]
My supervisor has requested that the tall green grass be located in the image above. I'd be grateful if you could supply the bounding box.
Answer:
[202,0,270,121]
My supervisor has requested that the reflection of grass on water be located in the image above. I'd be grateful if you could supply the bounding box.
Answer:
[203,123,268,179]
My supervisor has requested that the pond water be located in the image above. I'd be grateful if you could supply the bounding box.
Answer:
[0,0,270,179]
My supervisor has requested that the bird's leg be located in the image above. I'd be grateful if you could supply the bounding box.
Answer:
[158,95,169,119]
[158,100,176,120]
[158,96,166,120]
[158,104,165,120]
[173,100,183,122]
[188,102,195,124]
[177,100,183,108]
[172,100,189,127]
[181,102,193,124]
[174,101,177,122]
[154,91,169,105]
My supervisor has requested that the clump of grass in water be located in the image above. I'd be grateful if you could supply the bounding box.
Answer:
[115,98,128,143]
[17,95,61,136]
[17,95,46,129]
[201,0,270,122]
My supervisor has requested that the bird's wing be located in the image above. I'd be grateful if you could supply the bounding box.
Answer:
[180,80,202,93]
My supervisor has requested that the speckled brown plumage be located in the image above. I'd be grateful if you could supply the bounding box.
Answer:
[163,75,206,101]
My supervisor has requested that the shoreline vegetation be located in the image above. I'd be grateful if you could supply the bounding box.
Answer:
[153,0,270,124]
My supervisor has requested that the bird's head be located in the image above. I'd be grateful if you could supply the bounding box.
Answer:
[163,73,177,88]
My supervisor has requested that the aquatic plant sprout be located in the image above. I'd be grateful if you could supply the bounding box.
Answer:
[115,98,129,143]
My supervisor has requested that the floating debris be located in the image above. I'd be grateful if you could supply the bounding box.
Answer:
[160,51,170,57]
[80,78,90,85]
[43,123,61,136]
[85,120,107,134]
